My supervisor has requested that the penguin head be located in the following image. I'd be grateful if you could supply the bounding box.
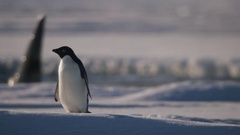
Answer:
[52,46,75,59]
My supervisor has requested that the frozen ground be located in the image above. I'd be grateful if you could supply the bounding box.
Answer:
[1,81,240,134]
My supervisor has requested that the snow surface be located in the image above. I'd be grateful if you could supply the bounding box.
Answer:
[117,81,240,101]
[1,81,240,134]
[1,110,240,135]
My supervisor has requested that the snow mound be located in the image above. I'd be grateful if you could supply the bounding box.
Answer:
[0,110,239,135]
[120,81,240,101]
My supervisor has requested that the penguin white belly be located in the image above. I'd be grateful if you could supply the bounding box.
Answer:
[58,56,88,113]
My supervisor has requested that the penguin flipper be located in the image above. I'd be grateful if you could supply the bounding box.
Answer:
[77,59,92,99]
[85,79,92,99]
[73,56,92,99]
[54,81,60,102]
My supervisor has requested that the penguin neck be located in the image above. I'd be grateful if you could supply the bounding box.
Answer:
[59,56,80,76]
[61,55,75,64]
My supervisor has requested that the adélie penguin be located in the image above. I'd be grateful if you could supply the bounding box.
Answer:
[52,46,91,113]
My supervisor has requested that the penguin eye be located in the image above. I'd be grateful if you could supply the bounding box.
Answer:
[62,50,66,53]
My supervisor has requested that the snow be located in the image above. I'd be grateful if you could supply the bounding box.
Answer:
[118,81,240,101]
[1,81,240,134]
[1,110,240,135]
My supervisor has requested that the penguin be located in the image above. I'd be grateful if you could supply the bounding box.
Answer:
[52,46,91,113]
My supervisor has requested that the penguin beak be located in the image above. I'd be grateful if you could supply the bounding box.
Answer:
[52,48,63,58]
[52,49,57,53]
